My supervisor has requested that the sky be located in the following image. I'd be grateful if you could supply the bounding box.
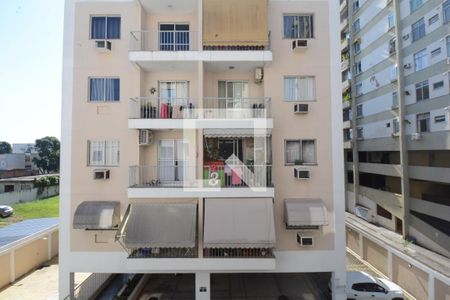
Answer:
[0,0,64,144]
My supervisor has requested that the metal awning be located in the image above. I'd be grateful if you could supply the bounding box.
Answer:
[204,128,271,138]
[117,203,197,249]
[73,201,120,230]
[203,198,276,248]
[284,199,328,227]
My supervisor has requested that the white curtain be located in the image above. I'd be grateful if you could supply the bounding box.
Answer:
[89,141,104,165]
[90,78,105,101]
[285,141,301,164]
[105,141,120,165]
[298,77,315,101]
[302,140,316,164]
[284,77,298,101]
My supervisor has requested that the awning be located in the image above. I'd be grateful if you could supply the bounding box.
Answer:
[284,199,328,228]
[73,201,120,230]
[204,128,271,138]
[118,203,197,249]
[203,198,276,248]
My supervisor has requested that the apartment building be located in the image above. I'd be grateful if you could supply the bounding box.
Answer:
[341,0,450,258]
[61,0,345,298]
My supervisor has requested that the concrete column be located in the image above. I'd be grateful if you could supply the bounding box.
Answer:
[331,272,347,300]
[47,233,52,260]
[9,250,15,283]
[359,232,364,258]
[428,274,435,300]
[387,250,393,279]
[195,271,210,300]
[69,272,75,300]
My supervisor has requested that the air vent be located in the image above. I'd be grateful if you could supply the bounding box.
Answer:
[93,169,110,180]
[95,40,112,52]
[292,39,308,52]
[294,104,309,114]
[294,168,310,179]
[297,234,313,246]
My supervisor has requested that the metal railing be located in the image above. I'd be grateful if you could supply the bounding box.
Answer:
[130,30,198,51]
[129,97,271,119]
[203,248,274,258]
[129,247,198,258]
[129,164,273,188]
[64,273,111,300]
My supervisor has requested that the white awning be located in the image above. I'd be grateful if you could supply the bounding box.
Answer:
[203,198,276,248]
[284,198,328,227]
[73,201,120,230]
[204,128,271,138]
[119,203,197,249]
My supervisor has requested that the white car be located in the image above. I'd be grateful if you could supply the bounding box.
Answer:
[346,271,404,300]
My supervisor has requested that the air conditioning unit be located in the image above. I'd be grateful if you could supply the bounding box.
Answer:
[95,40,112,52]
[255,68,264,83]
[294,167,310,179]
[294,104,309,114]
[297,234,313,246]
[404,63,411,69]
[402,33,410,40]
[138,129,154,146]
[292,39,308,52]
[93,169,110,180]
[355,206,370,221]
[411,132,422,140]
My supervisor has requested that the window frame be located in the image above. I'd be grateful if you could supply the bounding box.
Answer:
[282,14,315,39]
[413,48,428,71]
[88,77,120,102]
[411,18,426,42]
[416,112,431,133]
[89,15,121,40]
[410,0,423,13]
[283,76,316,102]
[87,140,120,166]
[433,81,444,90]
[284,139,317,166]
[415,80,430,101]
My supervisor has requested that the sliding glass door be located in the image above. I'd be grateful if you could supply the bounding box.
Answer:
[158,140,189,183]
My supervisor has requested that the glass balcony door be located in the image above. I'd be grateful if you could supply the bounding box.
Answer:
[159,24,190,51]
[158,140,188,183]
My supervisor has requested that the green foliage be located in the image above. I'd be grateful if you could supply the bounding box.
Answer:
[34,175,59,196]
[33,136,60,173]
[0,141,12,154]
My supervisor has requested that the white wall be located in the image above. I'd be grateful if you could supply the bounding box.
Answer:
[357,92,394,117]
[357,65,395,96]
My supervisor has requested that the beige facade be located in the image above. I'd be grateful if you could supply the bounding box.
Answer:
[61,0,346,299]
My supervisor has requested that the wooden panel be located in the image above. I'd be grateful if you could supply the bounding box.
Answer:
[203,0,268,46]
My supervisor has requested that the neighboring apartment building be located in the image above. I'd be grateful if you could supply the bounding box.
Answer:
[61,0,345,299]
[341,0,450,257]
[12,143,39,171]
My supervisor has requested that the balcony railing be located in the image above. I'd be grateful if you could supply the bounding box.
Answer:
[130,30,198,51]
[129,164,273,188]
[129,97,271,119]
[203,248,274,258]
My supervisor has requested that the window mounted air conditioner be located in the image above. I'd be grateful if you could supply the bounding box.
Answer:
[411,132,422,140]
[93,169,110,180]
[404,63,412,69]
[294,104,309,114]
[255,68,264,84]
[355,205,370,221]
[138,129,154,146]
[95,40,112,52]
[294,167,310,179]
[292,39,308,52]
[402,34,410,40]
[297,234,313,246]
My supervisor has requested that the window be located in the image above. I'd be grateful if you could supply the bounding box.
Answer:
[159,24,190,51]
[356,104,363,117]
[393,118,400,134]
[284,76,316,101]
[352,0,360,12]
[416,112,430,132]
[89,77,120,101]
[388,14,395,30]
[90,16,120,39]
[431,47,441,57]
[355,82,363,96]
[447,36,450,57]
[352,283,368,292]
[428,14,439,25]
[392,92,398,107]
[444,0,450,24]
[410,0,423,13]
[415,80,429,101]
[284,140,316,165]
[353,40,361,53]
[414,49,428,71]
[356,127,364,139]
[390,65,398,82]
[354,61,362,75]
[283,15,314,39]
[377,205,393,219]
[411,18,425,42]
[435,115,446,123]
[433,81,444,89]
[88,141,120,166]
[352,19,360,33]
[389,38,396,55]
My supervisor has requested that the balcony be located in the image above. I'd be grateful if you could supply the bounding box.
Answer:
[128,97,273,129]
[341,59,350,71]
[128,164,274,198]
[342,79,351,92]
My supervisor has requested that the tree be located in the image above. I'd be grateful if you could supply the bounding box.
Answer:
[0,141,12,154]
[33,137,60,173]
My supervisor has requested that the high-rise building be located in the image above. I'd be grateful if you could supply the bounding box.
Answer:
[341,0,450,257]
[61,0,345,298]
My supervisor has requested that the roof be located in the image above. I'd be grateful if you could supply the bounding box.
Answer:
[0,174,59,183]
[0,218,59,249]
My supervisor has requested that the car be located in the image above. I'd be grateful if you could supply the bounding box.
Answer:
[346,271,404,300]
[0,205,13,218]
